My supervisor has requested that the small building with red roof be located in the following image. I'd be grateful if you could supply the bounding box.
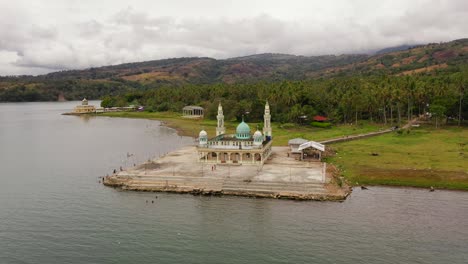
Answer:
[313,115,328,122]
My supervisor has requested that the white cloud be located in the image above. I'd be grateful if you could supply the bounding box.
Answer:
[0,0,467,75]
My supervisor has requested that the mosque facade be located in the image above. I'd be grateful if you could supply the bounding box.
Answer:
[74,98,96,113]
[197,101,273,165]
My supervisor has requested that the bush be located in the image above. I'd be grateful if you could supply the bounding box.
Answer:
[279,123,296,129]
[156,102,170,112]
[101,96,113,108]
[311,121,332,128]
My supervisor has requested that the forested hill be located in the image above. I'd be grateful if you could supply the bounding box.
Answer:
[1,53,368,86]
[0,54,366,101]
[0,38,467,102]
[318,38,468,77]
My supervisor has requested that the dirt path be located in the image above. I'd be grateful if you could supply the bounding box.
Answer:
[319,118,419,145]
[402,117,419,129]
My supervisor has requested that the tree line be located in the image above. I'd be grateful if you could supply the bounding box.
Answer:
[0,79,137,102]
[102,68,468,126]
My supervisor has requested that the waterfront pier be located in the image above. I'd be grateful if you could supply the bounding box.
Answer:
[104,146,349,201]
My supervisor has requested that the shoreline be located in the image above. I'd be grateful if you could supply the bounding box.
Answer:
[96,111,468,192]
[98,112,195,138]
[349,184,468,193]
[104,177,351,201]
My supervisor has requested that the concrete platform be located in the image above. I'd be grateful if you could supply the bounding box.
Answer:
[104,146,349,200]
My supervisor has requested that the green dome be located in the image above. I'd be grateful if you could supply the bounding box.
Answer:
[236,120,251,139]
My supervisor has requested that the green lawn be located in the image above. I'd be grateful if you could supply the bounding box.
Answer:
[272,122,386,145]
[101,111,386,146]
[327,126,468,190]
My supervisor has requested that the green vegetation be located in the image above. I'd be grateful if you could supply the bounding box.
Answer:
[100,68,467,126]
[0,54,366,102]
[311,121,332,128]
[327,126,468,190]
[101,111,385,146]
[84,41,468,126]
[272,121,385,146]
[0,79,137,102]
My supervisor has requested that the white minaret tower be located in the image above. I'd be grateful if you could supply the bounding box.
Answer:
[263,100,272,140]
[216,102,225,136]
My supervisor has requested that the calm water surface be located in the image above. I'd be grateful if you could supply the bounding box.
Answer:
[1,102,468,264]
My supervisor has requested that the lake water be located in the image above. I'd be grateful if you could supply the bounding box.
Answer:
[1,101,468,264]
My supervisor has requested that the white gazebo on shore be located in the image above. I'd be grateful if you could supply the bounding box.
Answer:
[182,106,204,118]
[288,138,325,161]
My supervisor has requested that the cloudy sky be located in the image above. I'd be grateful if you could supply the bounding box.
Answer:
[0,0,467,75]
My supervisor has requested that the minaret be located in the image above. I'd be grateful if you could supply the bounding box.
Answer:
[216,102,225,136]
[263,100,272,140]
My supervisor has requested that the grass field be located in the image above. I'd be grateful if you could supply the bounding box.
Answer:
[101,111,386,146]
[327,126,468,190]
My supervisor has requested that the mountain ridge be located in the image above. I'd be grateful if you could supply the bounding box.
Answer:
[1,38,467,102]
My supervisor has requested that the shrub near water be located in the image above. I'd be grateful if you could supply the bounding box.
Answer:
[311,121,332,128]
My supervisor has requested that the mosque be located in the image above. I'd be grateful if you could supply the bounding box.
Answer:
[74,98,96,113]
[197,101,273,165]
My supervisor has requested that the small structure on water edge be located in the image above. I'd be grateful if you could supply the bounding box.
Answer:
[288,138,325,161]
[64,100,137,115]
[182,106,204,118]
[74,98,96,114]
[196,101,273,165]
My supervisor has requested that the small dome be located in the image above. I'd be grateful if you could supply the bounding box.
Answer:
[82,98,88,105]
[236,120,251,139]
[253,130,262,138]
[199,130,208,146]
[199,130,207,137]
[253,130,263,145]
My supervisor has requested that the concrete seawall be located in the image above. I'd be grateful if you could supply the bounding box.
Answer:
[104,146,350,201]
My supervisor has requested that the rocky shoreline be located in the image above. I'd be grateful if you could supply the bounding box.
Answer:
[103,177,350,201]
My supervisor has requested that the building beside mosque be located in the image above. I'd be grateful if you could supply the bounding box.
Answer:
[182,105,204,118]
[288,138,325,161]
[197,101,273,165]
[74,98,96,113]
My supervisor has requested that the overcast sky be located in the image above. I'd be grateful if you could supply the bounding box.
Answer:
[0,0,467,75]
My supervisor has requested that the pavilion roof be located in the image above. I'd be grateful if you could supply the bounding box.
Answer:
[183,105,204,111]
